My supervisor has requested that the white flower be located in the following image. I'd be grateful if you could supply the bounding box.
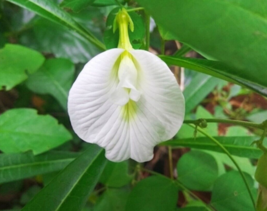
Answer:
[68,9,185,162]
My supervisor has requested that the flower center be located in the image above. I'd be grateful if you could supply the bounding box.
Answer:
[111,51,141,106]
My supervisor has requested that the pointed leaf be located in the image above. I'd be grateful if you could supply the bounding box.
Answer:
[22,145,106,211]
[26,58,75,110]
[0,151,77,184]
[0,44,44,90]
[0,109,72,154]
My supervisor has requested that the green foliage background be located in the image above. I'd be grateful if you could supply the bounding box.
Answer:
[0,0,267,210]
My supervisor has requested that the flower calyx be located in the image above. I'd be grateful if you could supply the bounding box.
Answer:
[113,8,134,50]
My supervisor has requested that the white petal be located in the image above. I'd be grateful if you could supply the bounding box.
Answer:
[68,49,185,163]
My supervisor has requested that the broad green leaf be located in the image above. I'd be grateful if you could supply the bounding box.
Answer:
[211,171,257,211]
[99,161,132,187]
[60,0,96,12]
[22,145,106,211]
[183,74,221,113]
[94,188,130,211]
[0,151,77,184]
[160,56,267,97]
[104,7,145,49]
[137,0,267,90]
[32,18,101,63]
[0,109,72,154]
[26,58,75,110]
[125,176,178,211]
[162,136,262,159]
[0,44,44,90]
[7,0,105,50]
[177,150,219,191]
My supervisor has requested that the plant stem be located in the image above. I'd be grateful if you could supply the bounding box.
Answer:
[189,124,256,210]
[127,7,144,12]
[168,146,173,179]
[184,118,264,130]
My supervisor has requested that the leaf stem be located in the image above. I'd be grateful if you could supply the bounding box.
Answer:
[189,124,256,210]
[184,118,264,130]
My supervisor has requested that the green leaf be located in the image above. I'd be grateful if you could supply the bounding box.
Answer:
[0,151,77,184]
[160,56,267,97]
[177,150,219,191]
[22,145,106,211]
[60,0,96,12]
[7,0,105,50]
[99,161,132,187]
[94,188,130,211]
[26,58,75,110]
[125,176,178,211]
[211,171,257,211]
[0,44,44,90]
[137,0,267,89]
[184,74,221,113]
[104,7,145,49]
[0,108,72,154]
[162,136,262,159]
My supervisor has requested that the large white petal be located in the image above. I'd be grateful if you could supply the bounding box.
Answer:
[68,48,185,163]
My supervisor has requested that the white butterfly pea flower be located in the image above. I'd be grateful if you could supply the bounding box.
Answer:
[68,9,185,162]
